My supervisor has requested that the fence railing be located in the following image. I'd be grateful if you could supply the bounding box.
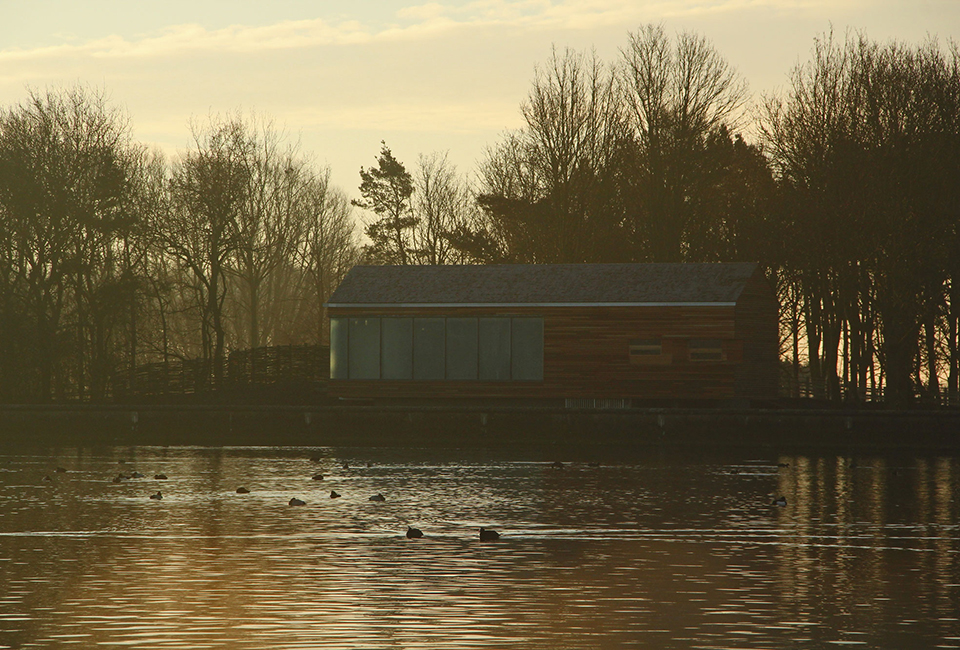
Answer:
[112,345,330,398]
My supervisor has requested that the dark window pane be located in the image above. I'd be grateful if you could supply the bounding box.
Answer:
[629,339,662,356]
[479,318,511,381]
[330,317,348,379]
[446,318,478,380]
[414,318,445,380]
[382,318,413,380]
[348,317,380,379]
[511,317,543,381]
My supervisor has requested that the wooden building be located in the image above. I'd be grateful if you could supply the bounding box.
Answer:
[325,263,778,404]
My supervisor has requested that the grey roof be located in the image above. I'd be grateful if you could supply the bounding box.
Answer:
[326,263,759,306]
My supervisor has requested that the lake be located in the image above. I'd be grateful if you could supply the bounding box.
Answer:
[1,445,958,648]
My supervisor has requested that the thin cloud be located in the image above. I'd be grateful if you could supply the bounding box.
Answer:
[0,0,838,64]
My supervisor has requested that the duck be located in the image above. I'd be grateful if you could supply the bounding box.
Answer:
[479,527,500,541]
[55,467,67,474]
[236,487,250,494]
[551,461,564,470]
[130,471,145,479]
[369,493,385,502]
[154,474,168,480]
[329,490,341,499]
[149,492,163,500]
[289,497,306,506]
[311,473,324,481]
[406,527,423,539]
[772,496,787,507]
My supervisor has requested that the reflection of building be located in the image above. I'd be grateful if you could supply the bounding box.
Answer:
[325,263,778,404]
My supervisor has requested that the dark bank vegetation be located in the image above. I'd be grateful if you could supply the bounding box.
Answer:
[0,96,358,402]
[0,26,957,406]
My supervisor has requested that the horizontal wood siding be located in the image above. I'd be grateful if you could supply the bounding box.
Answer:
[328,305,752,400]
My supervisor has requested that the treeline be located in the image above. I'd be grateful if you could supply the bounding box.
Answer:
[0,92,359,401]
[356,27,960,406]
[2,26,958,405]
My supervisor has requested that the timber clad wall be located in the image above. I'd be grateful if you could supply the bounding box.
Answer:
[326,264,779,402]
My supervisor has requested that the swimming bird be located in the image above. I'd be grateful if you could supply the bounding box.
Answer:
[406,527,423,539]
[479,527,500,541]
[369,493,385,501]
[236,487,250,494]
[330,490,341,499]
[149,492,163,500]
[551,461,564,470]
[289,497,306,506]
[773,496,787,507]
[55,467,67,473]
[154,474,168,480]
[342,462,350,470]
[130,472,145,479]
[311,473,324,481]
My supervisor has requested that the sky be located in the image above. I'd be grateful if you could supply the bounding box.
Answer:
[0,0,957,199]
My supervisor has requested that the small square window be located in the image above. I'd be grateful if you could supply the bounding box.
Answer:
[689,339,723,361]
[629,339,662,356]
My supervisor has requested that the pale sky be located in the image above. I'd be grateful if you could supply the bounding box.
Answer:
[0,1,957,199]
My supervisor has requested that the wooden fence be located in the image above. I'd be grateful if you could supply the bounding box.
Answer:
[112,345,329,399]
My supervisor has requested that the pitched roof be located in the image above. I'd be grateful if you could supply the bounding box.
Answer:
[326,263,760,307]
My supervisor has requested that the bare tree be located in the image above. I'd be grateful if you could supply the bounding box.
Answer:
[0,85,142,401]
[227,116,311,349]
[620,24,749,262]
[165,117,250,389]
[294,168,359,344]
[410,151,473,265]
[462,47,632,264]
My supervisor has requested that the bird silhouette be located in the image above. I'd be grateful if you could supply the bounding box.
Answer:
[149,492,163,500]
[479,527,500,541]
[369,493,385,501]
[330,490,341,499]
[406,527,423,539]
[289,497,306,506]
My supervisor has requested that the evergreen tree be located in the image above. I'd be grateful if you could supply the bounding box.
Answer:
[352,142,416,265]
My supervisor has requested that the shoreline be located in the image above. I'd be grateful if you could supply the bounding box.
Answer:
[0,404,957,451]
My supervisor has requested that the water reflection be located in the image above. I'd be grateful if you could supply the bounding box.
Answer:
[0,447,958,648]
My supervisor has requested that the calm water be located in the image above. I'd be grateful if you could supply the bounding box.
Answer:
[0,445,959,648]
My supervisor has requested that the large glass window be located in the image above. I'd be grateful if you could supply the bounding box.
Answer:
[413,318,445,380]
[446,318,479,380]
[511,317,544,381]
[479,318,511,380]
[331,315,544,381]
[330,317,348,379]
[348,317,380,379]
[381,318,413,380]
